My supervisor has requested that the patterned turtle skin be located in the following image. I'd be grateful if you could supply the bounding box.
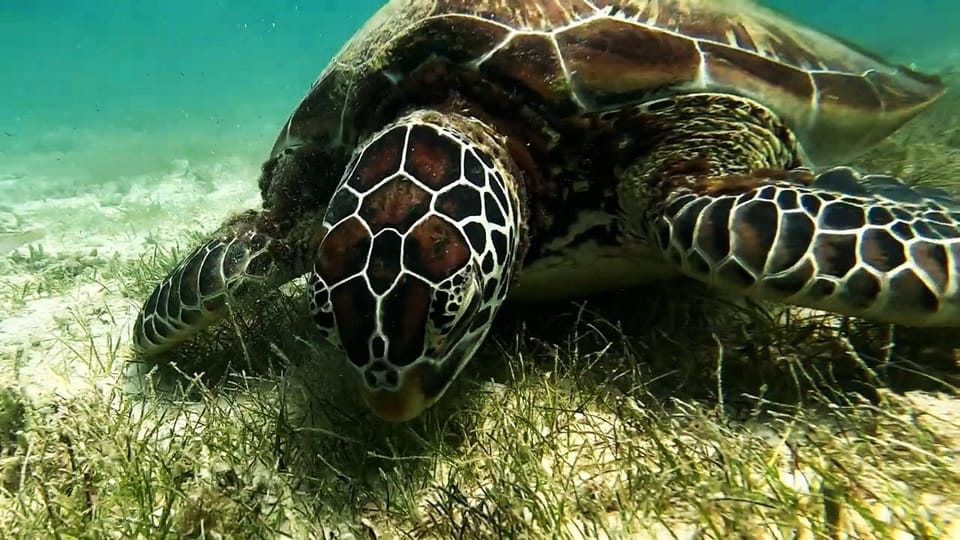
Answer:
[133,0,955,422]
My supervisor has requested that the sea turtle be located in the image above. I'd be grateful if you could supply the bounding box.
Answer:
[133,0,957,422]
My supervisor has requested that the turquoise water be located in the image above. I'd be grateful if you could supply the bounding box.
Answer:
[1,1,957,202]
[1,1,381,199]
[767,0,960,60]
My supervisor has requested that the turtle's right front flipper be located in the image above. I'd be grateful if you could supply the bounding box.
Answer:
[651,167,960,327]
[133,211,311,356]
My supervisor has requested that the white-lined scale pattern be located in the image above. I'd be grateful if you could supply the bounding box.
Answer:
[656,167,960,326]
[272,0,942,165]
[309,110,523,398]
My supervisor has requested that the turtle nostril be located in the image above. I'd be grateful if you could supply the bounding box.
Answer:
[364,361,400,390]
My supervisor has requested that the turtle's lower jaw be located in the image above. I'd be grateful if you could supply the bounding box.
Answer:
[362,392,431,423]
[360,365,432,422]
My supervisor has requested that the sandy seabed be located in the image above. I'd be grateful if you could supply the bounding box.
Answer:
[0,156,261,402]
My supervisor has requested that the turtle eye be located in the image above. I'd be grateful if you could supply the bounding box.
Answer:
[424,259,484,357]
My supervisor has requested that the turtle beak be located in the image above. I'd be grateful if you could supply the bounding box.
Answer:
[357,324,489,422]
[359,363,433,422]
[351,265,486,422]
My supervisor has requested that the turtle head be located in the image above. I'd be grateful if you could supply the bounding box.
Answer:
[309,110,525,422]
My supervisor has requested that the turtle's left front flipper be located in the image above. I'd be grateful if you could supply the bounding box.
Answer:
[132,210,318,356]
[650,166,960,326]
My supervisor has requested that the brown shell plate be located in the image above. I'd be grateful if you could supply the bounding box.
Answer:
[271,0,945,165]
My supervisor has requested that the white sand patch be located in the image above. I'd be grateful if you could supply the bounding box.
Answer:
[0,282,137,402]
[0,228,44,255]
[5,157,260,258]
[0,156,262,402]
